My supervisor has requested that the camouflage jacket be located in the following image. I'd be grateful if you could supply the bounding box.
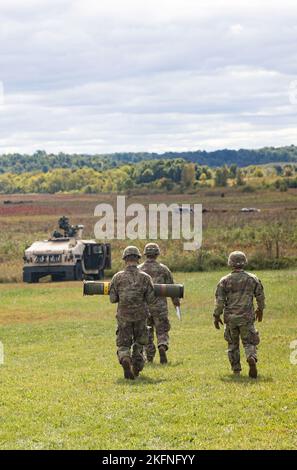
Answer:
[213,270,265,321]
[109,264,155,321]
[139,259,180,315]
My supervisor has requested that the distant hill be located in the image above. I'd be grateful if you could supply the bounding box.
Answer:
[0,146,297,174]
[162,146,297,167]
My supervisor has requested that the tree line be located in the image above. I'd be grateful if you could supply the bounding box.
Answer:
[1,146,297,175]
[0,158,297,194]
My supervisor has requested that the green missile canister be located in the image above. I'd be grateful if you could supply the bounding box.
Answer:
[83,281,111,296]
[83,281,184,299]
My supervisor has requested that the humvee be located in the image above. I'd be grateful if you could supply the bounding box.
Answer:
[23,216,111,283]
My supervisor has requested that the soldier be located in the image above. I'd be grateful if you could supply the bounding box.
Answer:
[109,246,155,380]
[139,243,180,364]
[213,251,265,378]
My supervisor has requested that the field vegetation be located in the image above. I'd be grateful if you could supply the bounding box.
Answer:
[0,189,297,283]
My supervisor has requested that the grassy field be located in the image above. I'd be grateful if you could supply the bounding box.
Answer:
[0,271,296,450]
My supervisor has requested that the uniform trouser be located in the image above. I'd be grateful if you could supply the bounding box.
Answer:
[145,311,171,360]
[224,315,260,372]
[116,317,148,371]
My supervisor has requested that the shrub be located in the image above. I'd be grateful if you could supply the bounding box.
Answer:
[242,185,256,193]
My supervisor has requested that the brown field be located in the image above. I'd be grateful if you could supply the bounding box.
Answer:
[0,188,297,283]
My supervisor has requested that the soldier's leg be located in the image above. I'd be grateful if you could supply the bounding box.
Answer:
[116,318,135,379]
[154,313,171,350]
[131,320,149,375]
[240,322,260,361]
[224,324,241,373]
[240,322,260,378]
[145,315,156,362]
[154,313,170,364]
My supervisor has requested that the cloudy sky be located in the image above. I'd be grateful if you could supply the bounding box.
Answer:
[0,0,297,154]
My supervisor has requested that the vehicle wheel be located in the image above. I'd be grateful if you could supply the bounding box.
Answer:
[74,262,83,281]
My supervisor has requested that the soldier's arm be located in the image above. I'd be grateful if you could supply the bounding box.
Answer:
[164,266,180,307]
[109,276,119,304]
[213,281,225,318]
[254,278,265,311]
[144,275,156,305]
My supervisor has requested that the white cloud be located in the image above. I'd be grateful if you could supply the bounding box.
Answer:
[0,0,297,154]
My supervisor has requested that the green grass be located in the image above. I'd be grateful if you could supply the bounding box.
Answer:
[0,271,296,450]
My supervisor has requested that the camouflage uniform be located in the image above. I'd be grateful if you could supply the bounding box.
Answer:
[213,252,265,373]
[139,258,179,360]
[109,261,155,373]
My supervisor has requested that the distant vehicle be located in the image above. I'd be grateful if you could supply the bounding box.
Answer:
[23,216,111,283]
[240,208,261,213]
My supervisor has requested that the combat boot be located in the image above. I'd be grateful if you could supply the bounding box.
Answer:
[158,346,168,364]
[132,365,141,377]
[247,356,257,378]
[121,357,135,380]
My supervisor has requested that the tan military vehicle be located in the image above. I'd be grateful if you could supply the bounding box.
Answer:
[23,216,111,283]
